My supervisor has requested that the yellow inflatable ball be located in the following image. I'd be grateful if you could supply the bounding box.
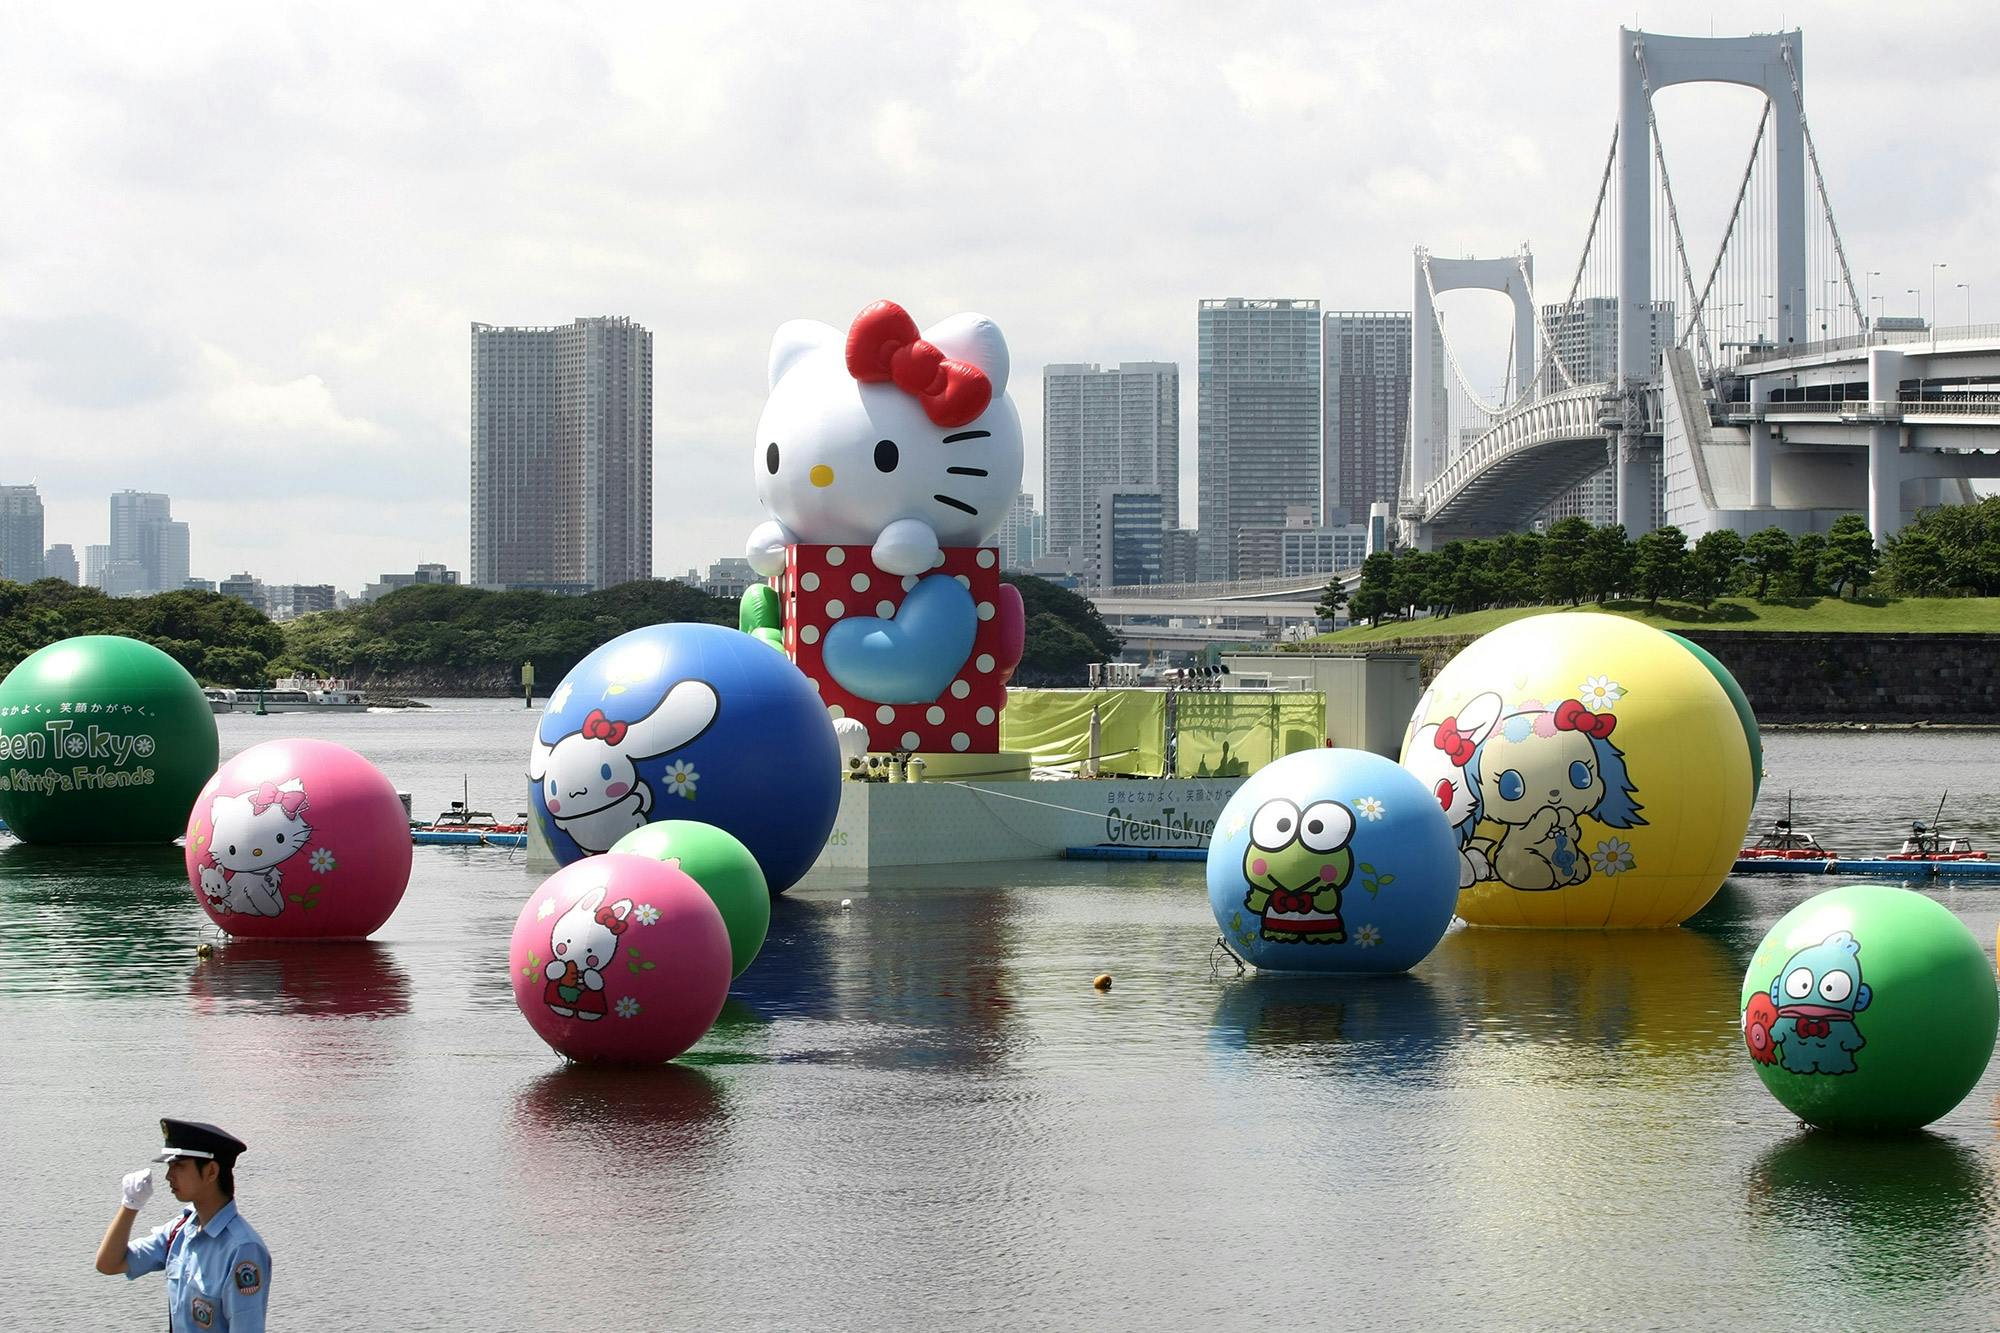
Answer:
[1400,611,1754,928]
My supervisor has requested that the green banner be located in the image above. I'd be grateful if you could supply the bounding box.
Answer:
[1000,689,1321,778]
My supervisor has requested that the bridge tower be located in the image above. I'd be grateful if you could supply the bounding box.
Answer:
[1408,248,1536,504]
[1615,27,1806,532]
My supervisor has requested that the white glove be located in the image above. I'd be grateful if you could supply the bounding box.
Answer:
[121,1167,154,1212]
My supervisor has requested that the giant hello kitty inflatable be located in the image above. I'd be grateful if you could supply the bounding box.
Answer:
[743,300,1027,758]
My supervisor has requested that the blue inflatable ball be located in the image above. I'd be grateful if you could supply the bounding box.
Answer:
[529,623,840,893]
[1208,748,1459,974]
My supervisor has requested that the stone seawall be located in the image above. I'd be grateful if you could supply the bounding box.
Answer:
[1355,631,2000,724]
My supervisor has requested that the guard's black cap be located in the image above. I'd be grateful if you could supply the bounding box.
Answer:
[152,1118,247,1165]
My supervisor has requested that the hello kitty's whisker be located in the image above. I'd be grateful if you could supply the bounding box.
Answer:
[933,494,979,515]
[946,466,988,476]
[942,430,991,443]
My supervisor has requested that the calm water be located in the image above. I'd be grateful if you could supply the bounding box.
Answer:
[6,702,2000,1330]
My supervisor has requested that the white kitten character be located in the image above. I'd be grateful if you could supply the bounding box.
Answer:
[529,679,719,854]
[746,299,1024,578]
[1401,691,1503,889]
[200,778,313,917]
[542,885,631,1021]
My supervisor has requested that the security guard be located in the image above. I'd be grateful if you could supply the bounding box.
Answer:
[94,1118,272,1331]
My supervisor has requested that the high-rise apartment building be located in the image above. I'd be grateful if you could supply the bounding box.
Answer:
[1092,488,1169,587]
[44,543,78,585]
[472,316,653,592]
[1536,298,1672,527]
[1322,313,1425,524]
[1196,299,1322,580]
[105,491,188,594]
[0,485,45,582]
[1042,362,1177,579]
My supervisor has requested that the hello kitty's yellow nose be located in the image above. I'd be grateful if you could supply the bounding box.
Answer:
[809,465,835,488]
[252,848,264,857]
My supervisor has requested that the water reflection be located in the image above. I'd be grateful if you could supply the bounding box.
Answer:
[1426,925,1742,1080]
[187,940,413,1019]
[1746,1131,2000,1293]
[0,840,204,997]
[512,1063,728,1160]
[1209,973,1452,1084]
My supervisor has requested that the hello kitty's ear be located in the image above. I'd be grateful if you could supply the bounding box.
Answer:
[609,898,633,921]
[922,313,1009,396]
[769,320,840,388]
[576,886,605,912]
[528,740,551,782]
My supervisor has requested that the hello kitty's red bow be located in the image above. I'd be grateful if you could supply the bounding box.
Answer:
[844,300,992,428]
[581,710,628,746]
[595,905,630,936]
[250,782,307,817]
[1433,717,1477,765]
[1553,698,1617,739]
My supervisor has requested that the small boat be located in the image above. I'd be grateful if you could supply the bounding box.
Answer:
[1739,793,1836,860]
[416,801,528,835]
[1883,794,1989,862]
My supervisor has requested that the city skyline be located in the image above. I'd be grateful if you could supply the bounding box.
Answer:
[4,6,1998,590]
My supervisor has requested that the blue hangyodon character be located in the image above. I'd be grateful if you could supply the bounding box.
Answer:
[1744,931,1870,1075]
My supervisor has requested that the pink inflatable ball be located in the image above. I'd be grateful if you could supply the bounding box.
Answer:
[510,854,732,1065]
[184,738,413,940]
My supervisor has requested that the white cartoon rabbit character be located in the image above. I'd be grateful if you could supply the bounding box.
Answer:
[198,778,312,917]
[746,299,1024,578]
[543,885,631,1021]
[1401,690,1503,889]
[529,679,719,854]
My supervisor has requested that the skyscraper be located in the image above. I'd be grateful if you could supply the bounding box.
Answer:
[0,485,45,582]
[1042,362,1178,578]
[472,316,653,592]
[1197,299,1322,579]
[993,492,1045,571]
[106,490,189,594]
[44,543,78,585]
[1323,312,1428,523]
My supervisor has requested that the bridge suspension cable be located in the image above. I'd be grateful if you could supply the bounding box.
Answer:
[1420,250,1512,418]
[1781,38,1865,329]
[1636,46,1720,380]
[1521,125,1619,395]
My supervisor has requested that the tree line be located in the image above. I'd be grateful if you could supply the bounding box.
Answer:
[0,573,1118,690]
[1322,495,2000,625]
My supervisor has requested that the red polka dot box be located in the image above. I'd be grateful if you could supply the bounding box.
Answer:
[780,544,1024,754]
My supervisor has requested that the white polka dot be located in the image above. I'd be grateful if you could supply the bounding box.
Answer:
[902,575,918,590]
[801,572,820,592]
[976,706,995,725]
[850,572,870,592]
[950,679,971,699]
[827,705,844,719]
[929,551,946,568]
[976,601,994,620]
[876,705,896,724]
[901,730,921,749]
[951,732,970,751]
[799,625,820,644]
[976,549,996,568]
[926,705,946,724]
[877,600,896,617]
[955,574,971,588]
[975,653,995,673]
[826,599,845,618]
[808,676,821,690]
[827,547,846,566]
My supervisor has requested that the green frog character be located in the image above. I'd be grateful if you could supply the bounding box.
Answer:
[1242,797,1356,944]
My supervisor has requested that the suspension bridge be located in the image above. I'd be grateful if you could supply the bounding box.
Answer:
[1403,27,2000,549]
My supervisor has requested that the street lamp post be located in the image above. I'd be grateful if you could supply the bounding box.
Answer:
[1931,262,1949,345]
[1909,288,1922,321]
[1866,270,1882,332]
[1958,281,1971,328]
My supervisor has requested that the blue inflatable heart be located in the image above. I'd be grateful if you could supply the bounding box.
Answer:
[821,573,978,703]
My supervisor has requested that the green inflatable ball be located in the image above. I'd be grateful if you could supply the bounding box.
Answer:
[611,820,770,977]
[1663,632,1761,801]
[1740,884,1998,1132]
[0,635,219,845]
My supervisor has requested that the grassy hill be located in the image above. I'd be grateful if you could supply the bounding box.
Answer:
[1310,596,2000,645]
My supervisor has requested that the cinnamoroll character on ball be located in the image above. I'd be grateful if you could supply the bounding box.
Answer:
[746,299,1024,578]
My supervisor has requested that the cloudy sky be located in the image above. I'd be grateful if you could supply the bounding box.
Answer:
[4,2,1995,592]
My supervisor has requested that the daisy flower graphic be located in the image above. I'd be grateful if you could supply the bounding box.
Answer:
[633,903,661,926]
[1355,924,1382,948]
[537,898,556,920]
[1355,797,1385,821]
[1591,837,1635,875]
[615,996,641,1019]
[1579,675,1623,711]
[308,848,337,874]
[666,761,698,799]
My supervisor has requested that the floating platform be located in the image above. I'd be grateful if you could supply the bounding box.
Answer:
[414,829,526,848]
[1729,856,2000,877]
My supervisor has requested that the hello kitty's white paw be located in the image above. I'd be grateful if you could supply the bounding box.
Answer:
[872,519,942,577]
[746,520,792,577]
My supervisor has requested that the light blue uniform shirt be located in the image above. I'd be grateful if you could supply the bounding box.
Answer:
[126,1200,272,1332]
